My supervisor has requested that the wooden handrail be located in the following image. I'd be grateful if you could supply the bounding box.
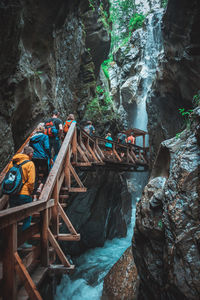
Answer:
[39,122,76,202]
[0,199,54,230]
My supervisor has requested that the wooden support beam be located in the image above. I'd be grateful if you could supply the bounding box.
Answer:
[73,162,92,167]
[57,233,80,241]
[2,224,17,300]
[58,203,78,235]
[77,144,89,162]
[48,228,71,268]
[40,209,49,267]
[87,143,99,161]
[69,163,84,188]
[113,147,121,161]
[15,252,42,300]
[80,140,93,160]
[68,187,87,192]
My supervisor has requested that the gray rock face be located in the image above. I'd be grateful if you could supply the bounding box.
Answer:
[132,113,200,299]
[147,0,200,164]
[0,0,110,171]
[61,169,132,256]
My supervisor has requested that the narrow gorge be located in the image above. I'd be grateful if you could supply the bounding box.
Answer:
[0,0,200,299]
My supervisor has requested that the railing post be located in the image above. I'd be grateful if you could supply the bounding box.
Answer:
[2,223,17,300]
[40,208,49,266]
[65,147,71,188]
[72,128,77,163]
[51,179,59,236]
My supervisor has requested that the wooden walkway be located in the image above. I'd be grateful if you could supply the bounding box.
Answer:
[0,123,149,300]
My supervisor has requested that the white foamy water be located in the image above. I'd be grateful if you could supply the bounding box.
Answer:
[55,206,136,300]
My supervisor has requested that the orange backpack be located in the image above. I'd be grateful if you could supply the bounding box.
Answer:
[63,120,73,133]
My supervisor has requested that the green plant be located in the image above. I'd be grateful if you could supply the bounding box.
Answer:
[179,108,193,128]
[175,132,181,139]
[129,13,145,32]
[158,220,163,229]
[192,93,200,107]
[161,0,168,8]
[101,55,113,79]
[88,0,95,10]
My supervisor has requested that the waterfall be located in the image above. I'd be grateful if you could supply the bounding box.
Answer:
[56,8,164,300]
[133,10,164,146]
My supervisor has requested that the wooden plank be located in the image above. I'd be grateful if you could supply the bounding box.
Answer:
[59,194,69,198]
[18,223,40,247]
[58,234,80,241]
[58,203,78,235]
[0,199,54,230]
[48,228,71,268]
[2,224,17,300]
[73,162,92,167]
[69,163,84,188]
[68,187,87,192]
[40,209,49,267]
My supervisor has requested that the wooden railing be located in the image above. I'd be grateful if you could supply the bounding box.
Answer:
[76,127,149,170]
[0,122,82,300]
[0,123,149,299]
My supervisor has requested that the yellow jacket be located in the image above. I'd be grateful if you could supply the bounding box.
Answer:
[7,153,35,196]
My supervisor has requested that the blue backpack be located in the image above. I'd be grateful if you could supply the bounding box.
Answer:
[2,160,30,195]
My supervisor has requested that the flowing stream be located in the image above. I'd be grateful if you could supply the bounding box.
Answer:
[56,7,163,300]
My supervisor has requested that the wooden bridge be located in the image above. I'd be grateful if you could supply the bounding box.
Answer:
[0,123,149,300]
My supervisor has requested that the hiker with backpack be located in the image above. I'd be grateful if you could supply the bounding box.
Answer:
[126,134,135,145]
[63,114,76,137]
[44,110,63,162]
[29,124,51,200]
[83,121,95,136]
[2,146,35,241]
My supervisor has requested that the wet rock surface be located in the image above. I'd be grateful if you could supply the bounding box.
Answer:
[0,0,110,171]
[133,116,200,299]
[61,169,132,256]
[147,0,200,164]
[102,246,139,300]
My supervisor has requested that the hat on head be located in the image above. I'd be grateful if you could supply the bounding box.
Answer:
[53,110,59,116]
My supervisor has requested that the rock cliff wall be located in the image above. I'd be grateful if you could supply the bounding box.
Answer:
[133,108,200,300]
[0,0,110,171]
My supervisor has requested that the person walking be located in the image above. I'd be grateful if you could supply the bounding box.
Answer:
[63,113,76,136]
[83,121,95,136]
[7,146,35,247]
[45,110,63,162]
[29,124,51,200]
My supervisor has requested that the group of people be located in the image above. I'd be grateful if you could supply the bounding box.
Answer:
[2,110,77,247]
[3,110,135,248]
[105,131,135,155]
